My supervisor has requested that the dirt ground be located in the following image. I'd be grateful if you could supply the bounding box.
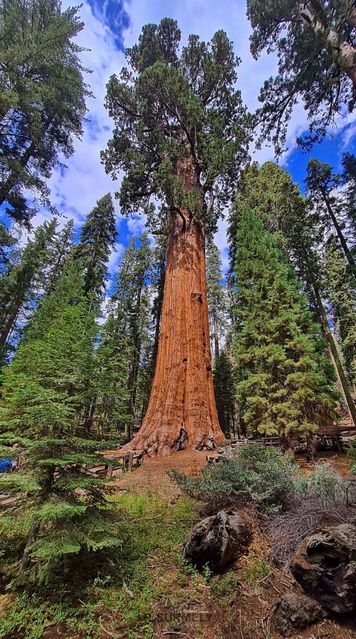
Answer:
[108,448,212,499]
[106,447,356,639]
[107,447,352,499]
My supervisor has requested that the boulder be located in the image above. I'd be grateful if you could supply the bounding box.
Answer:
[291,523,356,614]
[183,509,252,572]
[272,593,326,637]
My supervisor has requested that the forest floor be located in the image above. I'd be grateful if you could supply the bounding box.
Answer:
[0,449,355,639]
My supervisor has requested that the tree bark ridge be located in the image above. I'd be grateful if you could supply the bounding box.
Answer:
[123,209,225,455]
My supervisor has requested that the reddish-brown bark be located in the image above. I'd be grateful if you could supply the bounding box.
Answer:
[124,157,225,456]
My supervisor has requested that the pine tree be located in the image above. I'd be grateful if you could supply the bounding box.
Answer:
[44,219,74,295]
[0,0,89,229]
[150,233,167,369]
[305,159,355,271]
[213,351,236,437]
[324,237,356,390]
[0,260,119,582]
[342,152,356,236]
[76,194,117,302]
[0,220,57,363]
[102,18,250,454]
[95,312,131,439]
[112,235,151,438]
[232,161,356,427]
[206,240,228,360]
[0,222,16,271]
[94,236,152,440]
[247,0,356,153]
[233,208,337,442]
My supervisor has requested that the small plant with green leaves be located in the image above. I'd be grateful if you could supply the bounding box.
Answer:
[171,444,303,513]
[241,556,270,584]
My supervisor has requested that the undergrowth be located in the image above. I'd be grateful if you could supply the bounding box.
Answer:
[0,494,198,639]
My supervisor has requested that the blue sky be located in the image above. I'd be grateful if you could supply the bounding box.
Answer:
[18,0,356,274]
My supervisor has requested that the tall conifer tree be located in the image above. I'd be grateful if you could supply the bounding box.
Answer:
[324,237,356,391]
[206,241,228,360]
[233,208,337,442]
[102,18,250,454]
[306,159,355,271]
[213,351,236,437]
[0,220,57,363]
[0,0,89,229]
[76,194,117,302]
[0,261,119,581]
[232,161,356,426]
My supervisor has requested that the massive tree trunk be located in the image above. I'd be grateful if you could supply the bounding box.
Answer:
[125,167,225,454]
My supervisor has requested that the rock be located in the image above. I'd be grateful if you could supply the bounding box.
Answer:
[183,509,252,572]
[272,593,326,637]
[291,523,356,614]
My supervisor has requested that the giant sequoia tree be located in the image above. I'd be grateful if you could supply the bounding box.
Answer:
[102,19,250,454]
[247,0,356,152]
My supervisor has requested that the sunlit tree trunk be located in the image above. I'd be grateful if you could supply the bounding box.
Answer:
[125,159,225,455]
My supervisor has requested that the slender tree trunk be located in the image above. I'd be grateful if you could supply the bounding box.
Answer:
[124,213,225,455]
[322,193,356,270]
[313,285,356,427]
[213,314,220,360]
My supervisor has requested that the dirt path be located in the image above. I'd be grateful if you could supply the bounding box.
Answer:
[107,447,352,500]
[108,449,213,500]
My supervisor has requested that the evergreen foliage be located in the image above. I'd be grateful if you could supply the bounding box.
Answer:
[95,235,152,439]
[0,0,89,228]
[206,241,228,359]
[0,220,58,364]
[76,194,117,302]
[342,152,356,235]
[305,158,355,270]
[102,18,250,231]
[213,351,236,437]
[233,208,337,438]
[247,0,356,153]
[231,161,356,426]
[324,238,356,388]
[0,260,119,583]
[95,312,131,438]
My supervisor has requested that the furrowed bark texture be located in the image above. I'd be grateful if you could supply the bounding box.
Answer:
[126,211,225,455]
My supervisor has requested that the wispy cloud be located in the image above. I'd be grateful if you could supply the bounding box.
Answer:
[30,0,355,272]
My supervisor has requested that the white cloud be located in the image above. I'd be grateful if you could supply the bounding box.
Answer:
[127,214,147,236]
[32,1,125,233]
[29,0,355,273]
[214,216,230,275]
[107,241,125,276]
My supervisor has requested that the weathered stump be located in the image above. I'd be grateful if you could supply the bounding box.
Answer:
[291,523,356,613]
[183,509,252,573]
[272,593,326,637]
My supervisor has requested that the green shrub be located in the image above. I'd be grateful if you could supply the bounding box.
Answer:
[170,444,304,513]
[307,462,340,500]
